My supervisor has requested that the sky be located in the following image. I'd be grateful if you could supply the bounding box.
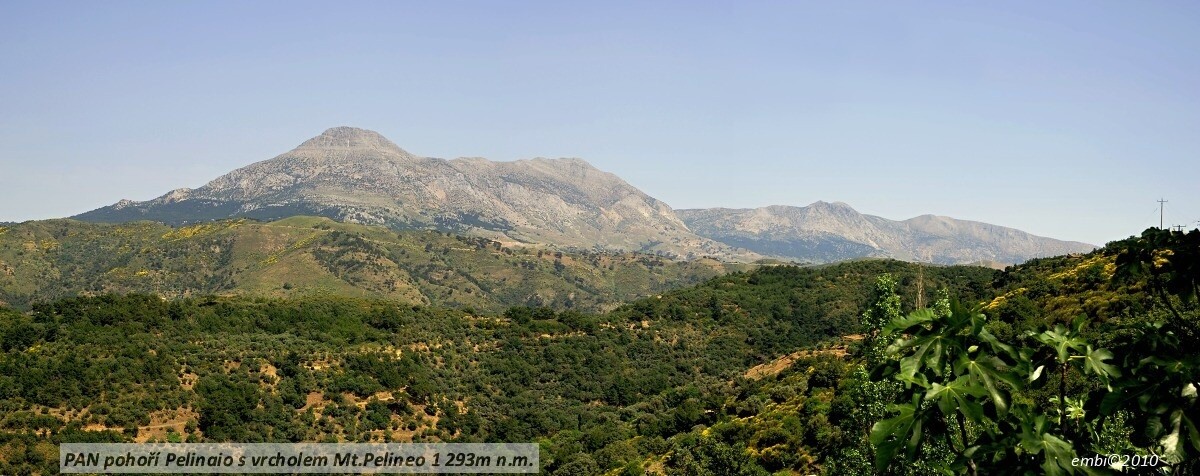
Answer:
[1,1,1198,246]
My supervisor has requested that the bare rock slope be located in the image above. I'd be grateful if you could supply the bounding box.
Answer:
[76,127,749,259]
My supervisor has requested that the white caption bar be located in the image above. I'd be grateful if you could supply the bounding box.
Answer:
[61,443,539,473]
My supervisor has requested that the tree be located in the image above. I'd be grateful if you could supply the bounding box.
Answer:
[195,373,264,441]
[1106,228,1200,472]
[830,275,905,475]
[870,300,1121,475]
[663,435,768,476]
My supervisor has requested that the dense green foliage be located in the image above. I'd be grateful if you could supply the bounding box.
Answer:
[868,229,1200,475]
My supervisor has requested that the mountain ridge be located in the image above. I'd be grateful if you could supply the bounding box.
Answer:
[76,127,753,260]
[75,126,1093,265]
[677,203,1095,265]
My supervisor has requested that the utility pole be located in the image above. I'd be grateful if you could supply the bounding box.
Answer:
[1158,198,1169,229]
[1173,225,1185,233]
[916,262,925,309]
[1159,198,1168,229]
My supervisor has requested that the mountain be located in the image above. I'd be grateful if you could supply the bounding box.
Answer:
[75,127,753,261]
[678,202,1096,265]
[74,126,1093,265]
[0,217,748,311]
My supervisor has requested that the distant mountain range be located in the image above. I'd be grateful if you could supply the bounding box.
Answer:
[75,127,1095,265]
[678,204,1095,265]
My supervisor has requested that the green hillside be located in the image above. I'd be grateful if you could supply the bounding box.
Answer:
[0,254,997,475]
[642,229,1200,475]
[0,217,748,312]
[1,228,1195,475]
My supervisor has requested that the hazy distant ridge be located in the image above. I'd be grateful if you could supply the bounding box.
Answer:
[678,203,1096,265]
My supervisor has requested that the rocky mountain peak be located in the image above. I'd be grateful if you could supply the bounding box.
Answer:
[74,126,755,260]
[294,126,407,154]
[805,201,857,214]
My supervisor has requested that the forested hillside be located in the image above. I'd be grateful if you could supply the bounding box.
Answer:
[0,217,746,312]
[1,228,1196,475]
[590,229,1200,475]
[0,258,992,474]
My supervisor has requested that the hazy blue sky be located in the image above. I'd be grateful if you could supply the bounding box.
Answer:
[2,1,1197,245]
